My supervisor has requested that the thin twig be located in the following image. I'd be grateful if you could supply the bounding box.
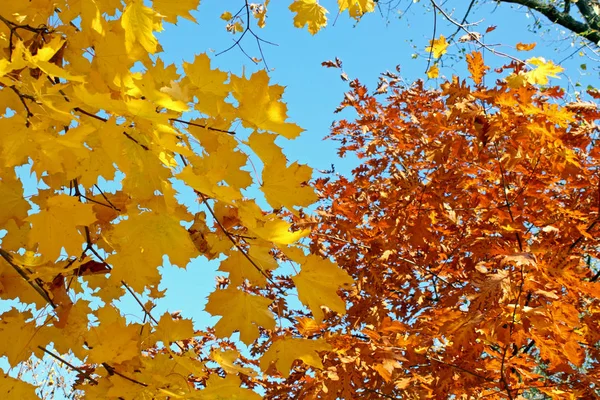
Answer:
[0,249,57,308]
[425,1,438,74]
[430,0,525,65]
[199,193,279,289]
[38,346,98,385]
[102,363,148,387]
[170,118,236,135]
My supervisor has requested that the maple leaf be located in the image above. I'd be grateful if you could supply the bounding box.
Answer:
[0,309,38,365]
[0,374,38,399]
[107,211,198,290]
[0,176,30,226]
[260,337,332,377]
[211,348,258,376]
[26,195,96,261]
[426,35,449,59]
[205,287,276,345]
[218,247,278,287]
[121,0,158,54]
[524,57,564,85]
[152,313,194,345]
[230,70,304,139]
[262,159,318,213]
[153,0,200,24]
[289,0,329,35]
[426,64,439,79]
[26,37,85,82]
[338,0,375,19]
[198,374,261,400]
[291,254,353,322]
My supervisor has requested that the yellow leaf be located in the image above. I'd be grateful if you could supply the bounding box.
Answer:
[0,309,38,365]
[253,0,269,28]
[232,21,244,33]
[122,0,158,54]
[289,0,328,35]
[0,176,30,225]
[427,64,439,79]
[27,195,96,261]
[153,313,194,345]
[153,0,200,24]
[220,11,233,20]
[230,70,304,139]
[211,348,258,376]
[505,71,528,88]
[426,35,449,59]
[86,306,141,364]
[247,131,287,166]
[237,202,310,244]
[291,254,353,322]
[260,337,331,377]
[516,42,536,51]
[218,247,278,287]
[338,0,375,19]
[0,373,38,399]
[107,212,198,289]
[197,374,261,400]
[205,287,275,345]
[262,160,317,213]
[524,57,563,85]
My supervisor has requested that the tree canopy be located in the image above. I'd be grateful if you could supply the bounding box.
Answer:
[0,0,599,399]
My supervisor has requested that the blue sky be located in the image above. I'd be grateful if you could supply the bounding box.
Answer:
[142,0,595,330]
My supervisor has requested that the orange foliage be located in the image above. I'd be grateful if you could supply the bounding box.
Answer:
[289,56,600,398]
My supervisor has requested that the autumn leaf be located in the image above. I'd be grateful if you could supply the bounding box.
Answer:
[516,42,536,51]
[289,0,329,35]
[426,64,439,78]
[291,254,354,322]
[230,70,304,139]
[211,348,258,376]
[426,35,449,59]
[153,0,200,24]
[524,57,564,84]
[0,374,38,399]
[0,176,30,225]
[122,0,158,54]
[27,195,96,261]
[466,51,489,85]
[205,287,276,344]
[198,374,261,400]
[338,0,376,19]
[152,313,194,345]
[260,337,331,377]
[262,159,318,213]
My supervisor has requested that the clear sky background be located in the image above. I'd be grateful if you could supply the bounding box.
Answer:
[127,1,595,331]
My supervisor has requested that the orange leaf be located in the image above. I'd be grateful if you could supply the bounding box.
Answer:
[516,42,536,51]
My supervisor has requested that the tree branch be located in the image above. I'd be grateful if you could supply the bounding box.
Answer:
[499,0,600,45]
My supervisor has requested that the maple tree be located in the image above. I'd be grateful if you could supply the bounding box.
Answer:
[0,0,359,398]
